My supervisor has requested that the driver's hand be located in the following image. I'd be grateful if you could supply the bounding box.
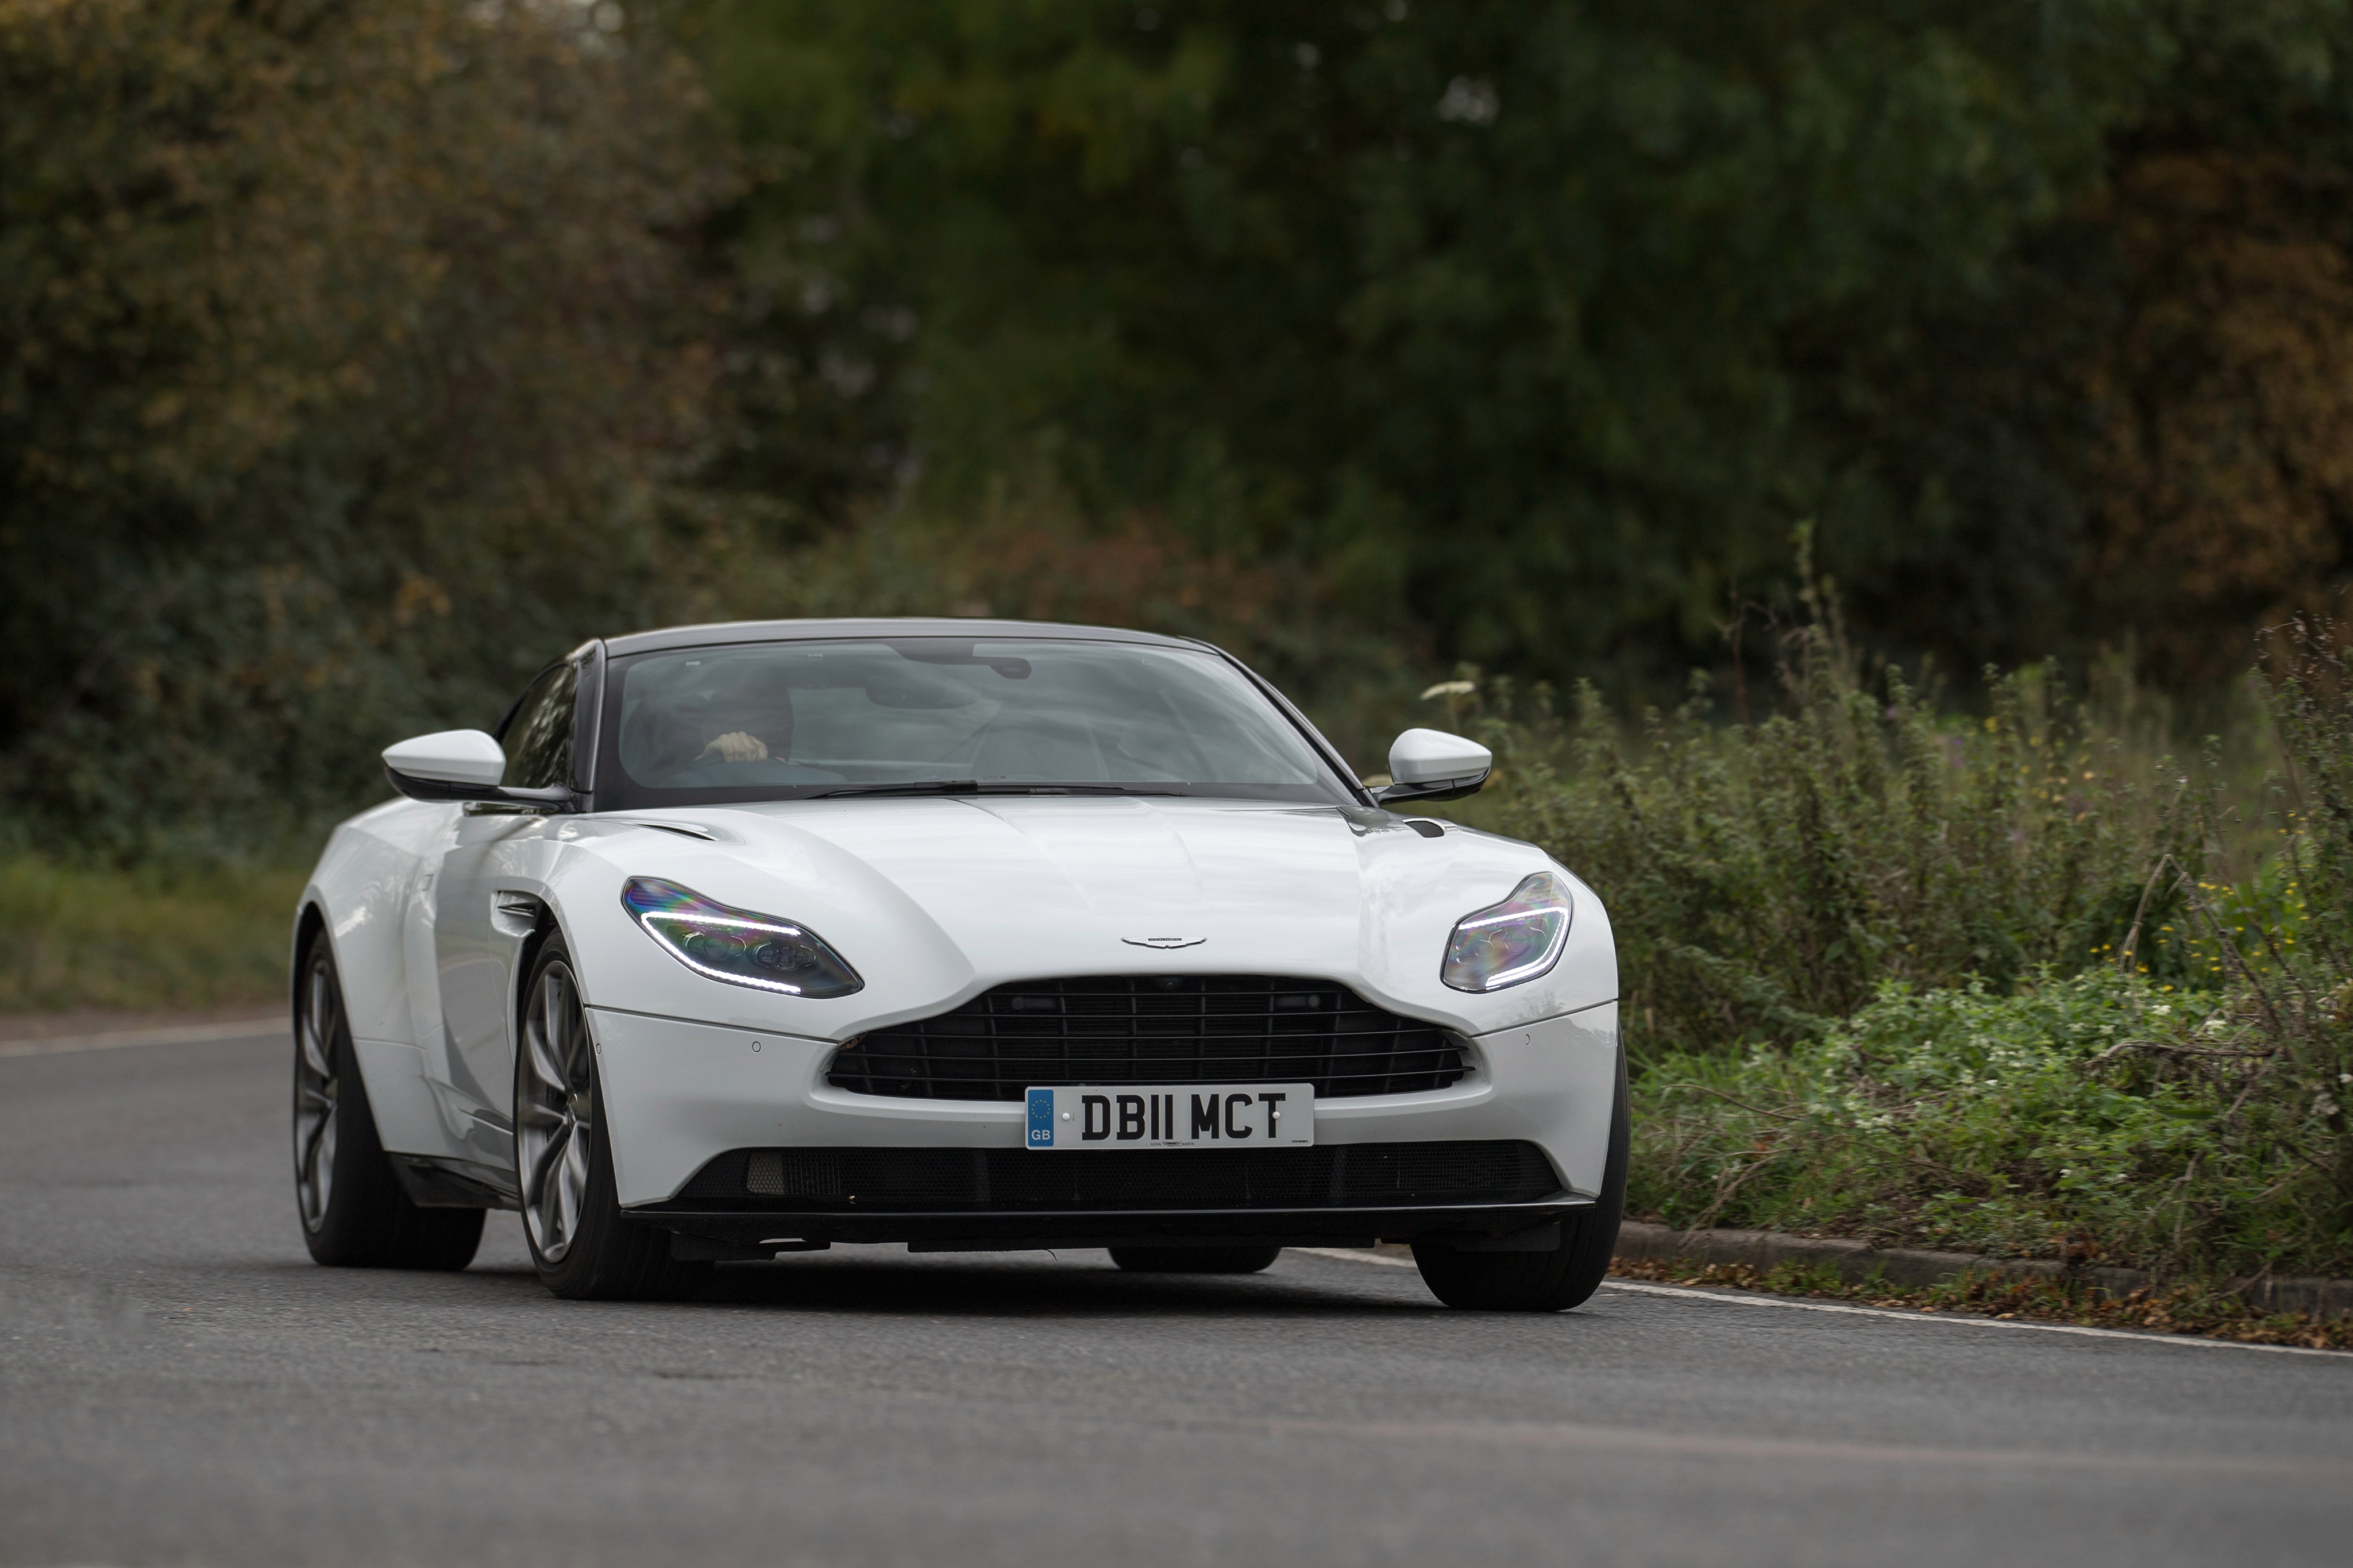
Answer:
[699,731,769,763]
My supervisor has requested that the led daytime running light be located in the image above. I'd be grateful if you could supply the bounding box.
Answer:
[1441,871,1572,993]
[621,876,862,998]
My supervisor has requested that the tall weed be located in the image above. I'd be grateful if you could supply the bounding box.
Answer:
[1554,613,2353,1274]
[1447,639,2193,1061]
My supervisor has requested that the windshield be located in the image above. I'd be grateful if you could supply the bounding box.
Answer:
[594,638,1356,808]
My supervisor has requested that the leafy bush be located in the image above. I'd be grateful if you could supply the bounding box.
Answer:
[1565,616,2353,1277]
[1630,969,2352,1278]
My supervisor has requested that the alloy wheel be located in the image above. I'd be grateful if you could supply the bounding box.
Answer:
[518,960,595,1264]
[292,955,340,1233]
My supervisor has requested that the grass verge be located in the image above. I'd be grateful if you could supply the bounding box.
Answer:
[0,852,305,1013]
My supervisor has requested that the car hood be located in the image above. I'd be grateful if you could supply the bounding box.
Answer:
[567,795,1614,1037]
[796,795,1359,956]
[560,799,1609,1044]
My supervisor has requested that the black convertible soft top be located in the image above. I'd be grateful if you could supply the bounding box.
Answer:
[603,617,1204,659]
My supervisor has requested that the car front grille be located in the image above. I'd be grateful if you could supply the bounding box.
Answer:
[669,1140,1560,1212]
[824,974,1467,1102]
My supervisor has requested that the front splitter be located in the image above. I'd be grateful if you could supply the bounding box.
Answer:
[626,1196,1590,1253]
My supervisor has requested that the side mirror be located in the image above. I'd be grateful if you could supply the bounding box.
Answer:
[382,730,571,808]
[1374,728,1492,805]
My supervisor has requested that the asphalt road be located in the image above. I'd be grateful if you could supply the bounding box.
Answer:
[5,1029,2351,1568]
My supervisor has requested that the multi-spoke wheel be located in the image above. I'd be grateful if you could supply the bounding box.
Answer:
[292,932,484,1269]
[514,935,708,1300]
[518,957,595,1265]
[293,956,341,1234]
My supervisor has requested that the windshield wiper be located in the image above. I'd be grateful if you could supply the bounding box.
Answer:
[811,779,982,798]
[983,784,1182,795]
[812,780,1182,799]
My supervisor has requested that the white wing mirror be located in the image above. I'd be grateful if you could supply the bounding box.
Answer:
[384,729,506,787]
[1375,727,1493,804]
[382,728,581,810]
[382,728,577,808]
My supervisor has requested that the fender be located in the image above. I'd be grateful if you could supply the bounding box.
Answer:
[296,798,465,1162]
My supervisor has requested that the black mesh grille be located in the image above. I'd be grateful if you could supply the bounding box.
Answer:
[673,1141,1559,1212]
[826,975,1466,1102]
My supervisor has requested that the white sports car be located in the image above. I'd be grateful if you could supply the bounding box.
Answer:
[291,619,1623,1308]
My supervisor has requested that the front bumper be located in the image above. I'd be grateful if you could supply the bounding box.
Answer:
[589,999,1619,1213]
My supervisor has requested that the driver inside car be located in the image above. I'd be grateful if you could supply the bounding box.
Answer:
[699,728,771,763]
[621,666,800,782]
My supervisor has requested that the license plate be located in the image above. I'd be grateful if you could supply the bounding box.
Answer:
[1024,1083,1314,1149]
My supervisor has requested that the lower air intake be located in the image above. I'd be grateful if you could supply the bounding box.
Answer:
[672,1140,1561,1212]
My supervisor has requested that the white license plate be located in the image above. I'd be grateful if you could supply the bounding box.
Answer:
[1024,1083,1314,1149]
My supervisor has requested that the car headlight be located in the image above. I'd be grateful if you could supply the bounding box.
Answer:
[621,876,863,998]
[1441,871,1572,992]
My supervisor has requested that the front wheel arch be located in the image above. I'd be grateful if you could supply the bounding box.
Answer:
[513,932,708,1300]
[293,926,483,1270]
[290,899,330,1042]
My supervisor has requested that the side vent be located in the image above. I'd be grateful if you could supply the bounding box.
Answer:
[491,891,545,939]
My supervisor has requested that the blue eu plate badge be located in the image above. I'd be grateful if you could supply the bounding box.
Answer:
[1026,1088,1056,1146]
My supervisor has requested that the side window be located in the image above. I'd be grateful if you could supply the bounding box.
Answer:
[500,663,579,790]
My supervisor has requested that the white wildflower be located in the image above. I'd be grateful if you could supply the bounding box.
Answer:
[1436,77,1499,125]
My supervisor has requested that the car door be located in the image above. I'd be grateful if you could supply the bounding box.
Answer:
[432,659,582,1162]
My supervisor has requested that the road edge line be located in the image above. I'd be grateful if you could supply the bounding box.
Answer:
[1289,1246,2351,1357]
[0,1017,287,1059]
[1598,1279,2351,1357]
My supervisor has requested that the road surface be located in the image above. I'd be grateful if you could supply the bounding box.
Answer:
[4,1028,2349,1567]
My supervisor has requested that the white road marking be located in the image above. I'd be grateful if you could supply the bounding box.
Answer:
[1289,1246,2352,1360]
[1598,1280,2351,1358]
[0,1018,286,1059]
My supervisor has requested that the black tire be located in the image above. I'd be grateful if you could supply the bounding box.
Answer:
[1411,1050,1627,1311]
[516,934,710,1301]
[294,932,485,1270]
[1109,1246,1283,1274]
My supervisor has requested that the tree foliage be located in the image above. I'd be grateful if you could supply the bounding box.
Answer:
[0,0,728,852]
[688,0,2353,688]
[16,1,2353,851]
